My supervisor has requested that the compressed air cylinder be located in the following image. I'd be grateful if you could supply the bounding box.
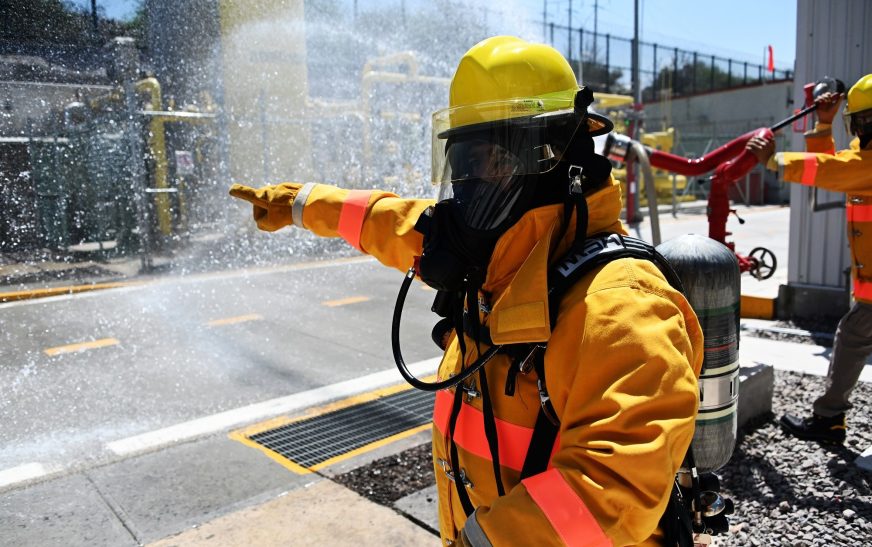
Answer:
[657,234,740,472]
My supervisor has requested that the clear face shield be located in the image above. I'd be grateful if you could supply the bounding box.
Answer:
[431,95,610,231]
[844,108,872,140]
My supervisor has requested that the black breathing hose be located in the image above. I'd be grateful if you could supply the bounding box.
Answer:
[392,266,502,392]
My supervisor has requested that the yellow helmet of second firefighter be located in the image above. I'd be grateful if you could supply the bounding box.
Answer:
[845,73,872,115]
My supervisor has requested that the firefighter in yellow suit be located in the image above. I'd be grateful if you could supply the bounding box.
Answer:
[748,74,872,444]
[231,36,703,546]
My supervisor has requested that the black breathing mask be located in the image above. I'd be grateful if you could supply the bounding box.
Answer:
[415,199,500,292]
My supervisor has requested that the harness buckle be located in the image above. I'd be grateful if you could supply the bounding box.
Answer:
[568,165,584,194]
[461,379,481,402]
[537,378,561,426]
[438,458,474,488]
[518,344,545,375]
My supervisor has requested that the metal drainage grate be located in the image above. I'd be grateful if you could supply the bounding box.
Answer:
[247,388,435,470]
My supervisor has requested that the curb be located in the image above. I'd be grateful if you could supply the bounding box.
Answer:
[740,294,776,320]
[0,281,143,303]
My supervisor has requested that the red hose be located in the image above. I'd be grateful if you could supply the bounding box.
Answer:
[646,129,761,177]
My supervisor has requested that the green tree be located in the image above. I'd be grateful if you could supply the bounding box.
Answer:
[644,60,741,101]
[0,0,146,45]
[576,60,627,94]
[0,0,91,44]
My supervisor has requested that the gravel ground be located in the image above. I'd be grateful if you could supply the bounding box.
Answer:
[336,369,872,545]
[334,442,435,507]
[743,318,840,347]
[720,369,872,547]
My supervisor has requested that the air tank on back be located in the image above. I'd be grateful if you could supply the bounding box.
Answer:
[657,234,740,472]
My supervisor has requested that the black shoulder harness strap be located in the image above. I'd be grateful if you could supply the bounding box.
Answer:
[520,232,685,479]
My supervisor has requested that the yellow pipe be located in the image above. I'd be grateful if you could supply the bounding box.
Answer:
[87,88,124,110]
[135,77,172,236]
[593,92,634,110]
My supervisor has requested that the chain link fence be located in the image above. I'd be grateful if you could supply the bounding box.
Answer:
[542,22,792,97]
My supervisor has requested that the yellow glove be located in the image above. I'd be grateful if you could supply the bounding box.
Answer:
[229,182,304,232]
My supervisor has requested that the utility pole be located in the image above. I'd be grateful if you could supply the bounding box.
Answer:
[627,0,643,224]
[90,0,99,39]
[593,0,599,62]
[568,0,573,64]
[632,0,640,107]
[543,0,547,43]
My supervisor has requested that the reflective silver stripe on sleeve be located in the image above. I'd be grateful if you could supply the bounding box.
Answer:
[461,510,493,547]
[773,152,785,181]
[292,183,317,228]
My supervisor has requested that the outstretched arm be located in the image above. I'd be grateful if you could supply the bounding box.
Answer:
[230,182,435,272]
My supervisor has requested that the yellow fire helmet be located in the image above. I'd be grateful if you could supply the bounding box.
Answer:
[845,73,872,115]
[843,74,872,138]
[431,36,613,229]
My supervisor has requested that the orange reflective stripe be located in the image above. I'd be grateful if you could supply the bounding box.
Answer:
[800,155,818,186]
[523,468,612,547]
[433,389,452,430]
[847,203,872,223]
[433,389,538,471]
[854,278,872,301]
[337,190,372,251]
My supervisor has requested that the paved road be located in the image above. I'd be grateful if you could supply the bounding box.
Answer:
[0,258,440,473]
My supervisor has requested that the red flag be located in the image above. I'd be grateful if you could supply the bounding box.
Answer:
[767,45,775,73]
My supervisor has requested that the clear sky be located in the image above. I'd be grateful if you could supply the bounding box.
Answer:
[518,0,797,71]
[71,0,141,22]
[75,0,798,71]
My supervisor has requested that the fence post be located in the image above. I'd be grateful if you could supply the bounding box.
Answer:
[653,43,658,101]
[710,54,715,92]
[692,51,697,94]
[728,59,732,88]
[673,47,679,95]
[578,27,584,77]
[568,23,573,65]
[549,22,554,47]
[743,61,747,85]
[605,33,610,92]
[125,82,153,270]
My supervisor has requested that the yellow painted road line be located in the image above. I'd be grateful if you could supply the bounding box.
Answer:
[0,281,144,303]
[44,337,120,356]
[228,429,314,475]
[207,314,263,327]
[321,295,370,307]
[0,257,375,306]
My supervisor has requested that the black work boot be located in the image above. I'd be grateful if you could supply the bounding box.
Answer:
[780,413,847,444]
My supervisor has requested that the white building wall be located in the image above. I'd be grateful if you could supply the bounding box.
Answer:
[645,81,794,157]
[786,0,872,317]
